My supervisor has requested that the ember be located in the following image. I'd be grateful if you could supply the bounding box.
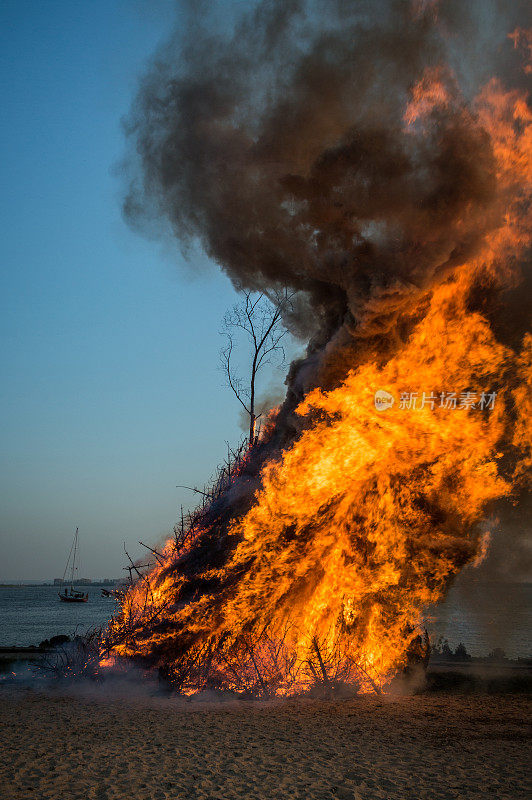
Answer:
[103,2,531,696]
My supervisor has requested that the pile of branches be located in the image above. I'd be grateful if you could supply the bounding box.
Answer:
[156,627,383,699]
[102,436,431,698]
[34,627,104,682]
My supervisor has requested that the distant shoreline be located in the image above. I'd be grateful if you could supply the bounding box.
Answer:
[2,579,530,587]
[0,582,120,588]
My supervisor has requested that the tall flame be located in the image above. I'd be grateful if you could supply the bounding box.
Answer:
[104,44,531,694]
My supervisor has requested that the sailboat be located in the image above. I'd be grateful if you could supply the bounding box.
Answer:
[58,527,89,603]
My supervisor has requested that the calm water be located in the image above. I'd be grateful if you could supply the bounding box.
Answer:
[0,585,119,647]
[0,582,530,657]
[425,580,531,659]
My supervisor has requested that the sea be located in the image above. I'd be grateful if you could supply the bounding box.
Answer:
[0,585,119,648]
[0,581,530,657]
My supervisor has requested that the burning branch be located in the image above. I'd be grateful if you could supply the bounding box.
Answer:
[138,541,165,566]
[311,637,331,690]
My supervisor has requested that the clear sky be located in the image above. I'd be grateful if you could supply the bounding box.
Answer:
[0,1,285,581]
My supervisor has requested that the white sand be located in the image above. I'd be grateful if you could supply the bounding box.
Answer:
[0,686,530,799]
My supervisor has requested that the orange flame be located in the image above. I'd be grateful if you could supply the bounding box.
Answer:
[103,68,531,695]
[404,66,452,126]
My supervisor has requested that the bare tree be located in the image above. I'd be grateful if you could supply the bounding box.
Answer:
[220,291,291,446]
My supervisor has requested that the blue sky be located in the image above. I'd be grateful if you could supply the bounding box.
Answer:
[0,1,285,580]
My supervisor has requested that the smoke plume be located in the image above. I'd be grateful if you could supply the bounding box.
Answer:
[124,0,529,391]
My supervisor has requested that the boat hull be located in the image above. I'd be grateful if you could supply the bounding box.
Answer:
[58,593,88,603]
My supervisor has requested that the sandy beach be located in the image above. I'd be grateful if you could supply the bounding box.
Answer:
[1,686,530,800]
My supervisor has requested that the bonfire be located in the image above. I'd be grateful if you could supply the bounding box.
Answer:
[100,3,531,696]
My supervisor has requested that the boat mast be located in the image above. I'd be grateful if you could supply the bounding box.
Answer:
[70,527,78,591]
[61,528,76,592]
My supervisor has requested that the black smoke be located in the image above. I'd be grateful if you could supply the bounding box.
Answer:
[123,0,528,398]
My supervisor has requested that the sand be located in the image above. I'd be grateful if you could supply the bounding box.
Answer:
[0,686,530,800]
